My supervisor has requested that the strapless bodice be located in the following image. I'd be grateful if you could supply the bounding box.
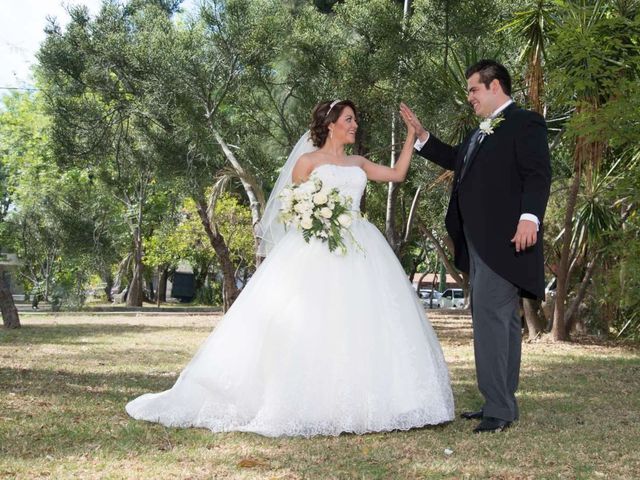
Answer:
[312,164,367,210]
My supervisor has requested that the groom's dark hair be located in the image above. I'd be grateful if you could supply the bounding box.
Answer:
[465,60,512,96]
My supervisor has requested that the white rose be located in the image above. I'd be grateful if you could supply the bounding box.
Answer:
[312,192,328,205]
[298,180,317,195]
[300,217,313,229]
[294,201,312,214]
[320,207,333,218]
[338,213,352,228]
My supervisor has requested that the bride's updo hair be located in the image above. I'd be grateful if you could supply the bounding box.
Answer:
[309,100,358,148]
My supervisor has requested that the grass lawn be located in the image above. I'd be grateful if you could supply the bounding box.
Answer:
[1,312,639,479]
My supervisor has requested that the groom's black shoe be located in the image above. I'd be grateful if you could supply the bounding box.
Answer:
[473,417,512,433]
[460,410,483,420]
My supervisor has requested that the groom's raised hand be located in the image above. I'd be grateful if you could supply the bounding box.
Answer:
[400,103,429,143]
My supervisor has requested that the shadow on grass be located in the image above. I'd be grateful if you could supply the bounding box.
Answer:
[429,314,473,345]
[1,366,177,401]
[430,313,640,352]
[0,323,213,346]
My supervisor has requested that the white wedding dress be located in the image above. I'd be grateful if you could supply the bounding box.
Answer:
[126,164,454,437]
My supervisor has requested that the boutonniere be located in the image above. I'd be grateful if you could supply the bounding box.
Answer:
[479,116,505,136]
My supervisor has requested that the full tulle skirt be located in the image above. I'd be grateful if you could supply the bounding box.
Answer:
[126,217,454,437]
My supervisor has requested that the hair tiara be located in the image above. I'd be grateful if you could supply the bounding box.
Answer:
[325,99,341,117]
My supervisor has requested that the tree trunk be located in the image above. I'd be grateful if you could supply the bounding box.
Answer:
[523,298,545,340]
[113,253,133,296]
[156,267,161,307]
[158,267,168,303]
[565,256,598,335]
[0,271,20,329]
[408,262,418,286]
[416,270,429,291]
[408,247,426,287]
[385,2,413,255]
[127,228,144,307]
[147,278,155,302]
[403,187,422,244]
[209,127,264,243]
[195,198,239,311]
[527,46,544,114]
[420,227,465,287]
[443,0,449,68]
[103,270,114,303]
[430,270,439,308]
[44,254,53,301]
[551,144,583,340]
[385,115,401,252]
[539,279,554,323]
[127,191,145,307]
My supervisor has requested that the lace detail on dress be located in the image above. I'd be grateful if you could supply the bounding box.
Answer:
[312,164,367,211]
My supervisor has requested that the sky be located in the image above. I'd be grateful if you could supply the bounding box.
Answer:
[0,0,198,93]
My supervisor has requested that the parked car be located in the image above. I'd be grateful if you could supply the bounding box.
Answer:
[440,288,465,308]
[419,289,442,309]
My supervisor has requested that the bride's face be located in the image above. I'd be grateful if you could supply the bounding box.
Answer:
[330,107,358,145]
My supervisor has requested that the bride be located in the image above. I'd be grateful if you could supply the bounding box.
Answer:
[126,100,454,437]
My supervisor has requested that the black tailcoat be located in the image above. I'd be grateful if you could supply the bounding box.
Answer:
[417,103,551,299]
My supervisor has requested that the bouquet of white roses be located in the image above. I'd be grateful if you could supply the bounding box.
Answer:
[279,174,356,254]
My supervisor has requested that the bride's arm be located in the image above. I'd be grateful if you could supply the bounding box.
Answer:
[292,154,313,183]
[360,109,416,183]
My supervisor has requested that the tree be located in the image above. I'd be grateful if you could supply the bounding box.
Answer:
[0,92,52,324]
[36,2,185,306]
[0,93,28,328]
[1,90,129,311]
[546,0,640,340]
[144,191,253,305]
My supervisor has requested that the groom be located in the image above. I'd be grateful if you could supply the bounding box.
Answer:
[401,60,551,433]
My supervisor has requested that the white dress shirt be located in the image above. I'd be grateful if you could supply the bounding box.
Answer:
[413,99,540,229]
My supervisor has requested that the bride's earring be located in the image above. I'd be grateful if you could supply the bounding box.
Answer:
[330,129,333,139]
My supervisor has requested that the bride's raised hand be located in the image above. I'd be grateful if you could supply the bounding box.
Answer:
[399,105,416,136]
[400,102,427,139]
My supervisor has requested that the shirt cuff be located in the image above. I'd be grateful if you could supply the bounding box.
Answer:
[414,132,430,151]
[520,213,540,231]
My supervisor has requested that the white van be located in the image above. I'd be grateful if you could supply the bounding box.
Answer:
[440,288,465,308]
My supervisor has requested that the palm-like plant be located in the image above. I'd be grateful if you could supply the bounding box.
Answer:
[431,46,502,144]
[499,0,556,114]
[559,155,636,331]
[545,0,634,340]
